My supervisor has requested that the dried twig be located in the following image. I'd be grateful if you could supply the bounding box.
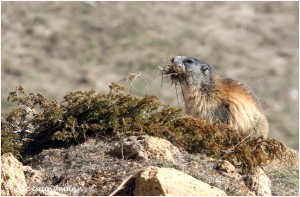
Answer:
[118,72,149,94]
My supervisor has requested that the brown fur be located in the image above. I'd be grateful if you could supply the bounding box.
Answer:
[180,72,269,138]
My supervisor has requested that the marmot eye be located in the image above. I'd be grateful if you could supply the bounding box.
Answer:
[185,58,194,64]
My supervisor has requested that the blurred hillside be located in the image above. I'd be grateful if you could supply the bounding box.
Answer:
[1,1,299,149]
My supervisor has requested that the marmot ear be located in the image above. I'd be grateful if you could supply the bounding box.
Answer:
[201,65,209,71]
[201,65,210,75]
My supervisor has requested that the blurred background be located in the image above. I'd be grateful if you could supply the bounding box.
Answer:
[1,1,299,149]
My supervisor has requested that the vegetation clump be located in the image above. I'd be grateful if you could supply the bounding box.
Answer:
[1,83,285,172]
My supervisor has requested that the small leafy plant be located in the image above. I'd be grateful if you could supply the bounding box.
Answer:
[1,82,285,172]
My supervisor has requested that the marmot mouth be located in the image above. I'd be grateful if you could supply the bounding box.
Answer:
[163,64,186,81]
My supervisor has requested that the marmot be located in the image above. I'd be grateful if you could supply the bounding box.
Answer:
[167,56,269,138]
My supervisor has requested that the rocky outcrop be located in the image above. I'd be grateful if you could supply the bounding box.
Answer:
[1,153,28,196]
[2,137,296,196]
[244,167,271,196]
[23,165,43,187]
[110,135,181,162]
[134,166,227,196]
[0,153,63,196]
[214,160,235,173]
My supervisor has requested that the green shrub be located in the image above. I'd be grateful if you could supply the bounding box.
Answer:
[1,83,285,172]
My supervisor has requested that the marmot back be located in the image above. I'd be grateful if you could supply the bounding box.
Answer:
[168,56,269,138]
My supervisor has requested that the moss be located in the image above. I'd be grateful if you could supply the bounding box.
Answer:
[2,83,285,173]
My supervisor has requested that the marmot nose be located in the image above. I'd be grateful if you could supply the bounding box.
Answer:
[171,56,187,64]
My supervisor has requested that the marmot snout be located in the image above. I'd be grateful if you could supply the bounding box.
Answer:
[168,56,269,138]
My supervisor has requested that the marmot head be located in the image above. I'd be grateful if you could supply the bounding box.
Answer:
[170,56,218,89]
